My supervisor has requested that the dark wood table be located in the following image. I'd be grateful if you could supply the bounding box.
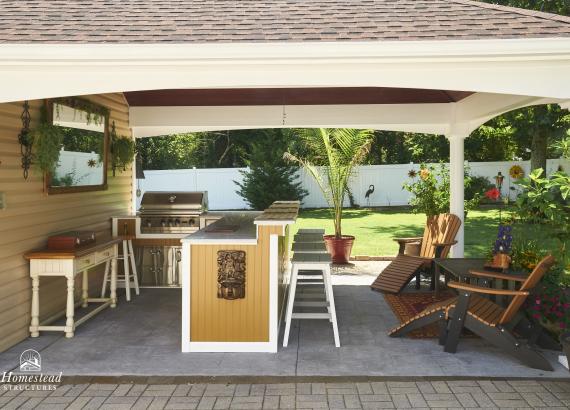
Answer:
[434,258,527,306]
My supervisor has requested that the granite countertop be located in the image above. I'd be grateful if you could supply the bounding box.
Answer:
[183,211,262,242]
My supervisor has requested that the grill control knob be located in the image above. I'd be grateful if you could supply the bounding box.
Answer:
[174,219,181,227]
[161,219,166,227]
[189,218,196,226]
[146,219,152,228]
[167,219,174,227]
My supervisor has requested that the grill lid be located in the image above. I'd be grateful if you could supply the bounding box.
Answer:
[139,191,207,214]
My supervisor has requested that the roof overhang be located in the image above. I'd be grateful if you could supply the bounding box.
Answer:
[0,38,569,104]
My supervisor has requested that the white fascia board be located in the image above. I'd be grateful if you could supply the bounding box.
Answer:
[130,103,453,136]
[0,38,570,103]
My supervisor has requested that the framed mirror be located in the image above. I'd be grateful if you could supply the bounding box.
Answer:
[46,99,109,194]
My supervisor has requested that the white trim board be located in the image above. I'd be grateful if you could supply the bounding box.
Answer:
[1,38,570,103]
[185,342,275,353]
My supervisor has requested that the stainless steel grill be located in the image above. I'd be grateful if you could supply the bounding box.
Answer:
[138,191,208,234]
[136,191,208,287]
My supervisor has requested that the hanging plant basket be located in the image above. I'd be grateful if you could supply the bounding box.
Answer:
[31,106,64,175]
[110,121,135,176]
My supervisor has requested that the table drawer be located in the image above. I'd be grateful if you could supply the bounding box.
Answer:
[76,255,96,271]
[95,247,114,263]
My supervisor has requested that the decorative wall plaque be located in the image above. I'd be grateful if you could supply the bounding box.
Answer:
[217,250,246,300]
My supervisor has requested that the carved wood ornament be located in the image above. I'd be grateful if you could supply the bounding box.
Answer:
[217,250,246,300]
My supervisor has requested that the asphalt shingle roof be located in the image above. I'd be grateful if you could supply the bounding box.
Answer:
[0,0,569,43]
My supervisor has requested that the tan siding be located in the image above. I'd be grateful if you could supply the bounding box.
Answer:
[189,225,283,342]
[0,93,132,352]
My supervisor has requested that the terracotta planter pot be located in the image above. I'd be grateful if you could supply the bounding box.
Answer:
[561,331,570,371]
[324,235,355,264]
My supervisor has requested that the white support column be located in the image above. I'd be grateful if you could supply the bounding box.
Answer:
[447,132,467,258]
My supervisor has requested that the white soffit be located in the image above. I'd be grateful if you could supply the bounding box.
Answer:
[0,38,569,103]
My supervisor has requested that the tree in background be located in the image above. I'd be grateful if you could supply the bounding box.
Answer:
[235,130,307,210]
[481,0,570,15]
[480,0,570,170]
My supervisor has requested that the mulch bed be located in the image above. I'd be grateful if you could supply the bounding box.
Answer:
[384,290,468,339]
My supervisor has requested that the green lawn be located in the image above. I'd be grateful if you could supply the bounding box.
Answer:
[294,208,560,258]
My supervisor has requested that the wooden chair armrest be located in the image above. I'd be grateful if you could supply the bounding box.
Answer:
[447,281,529,296]
[433,240,457,247]
[393,237,422,243]
[468,269,528,282]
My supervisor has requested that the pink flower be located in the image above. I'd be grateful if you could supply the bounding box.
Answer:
[532,313,541,319]
[560,322,567,329]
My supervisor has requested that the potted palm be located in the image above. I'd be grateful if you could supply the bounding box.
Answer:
[285,128,373,264]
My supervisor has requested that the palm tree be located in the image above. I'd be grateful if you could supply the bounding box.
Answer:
[284,128,373,239]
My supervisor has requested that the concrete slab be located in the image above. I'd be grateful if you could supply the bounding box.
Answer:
[0,262,567,378]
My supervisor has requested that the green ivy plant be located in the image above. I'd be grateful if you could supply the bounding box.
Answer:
[52,97,109,126]
[108,123,134,177]
[31,107,64,175]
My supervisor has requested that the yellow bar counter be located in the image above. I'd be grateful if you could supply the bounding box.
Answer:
[180,202,299,352]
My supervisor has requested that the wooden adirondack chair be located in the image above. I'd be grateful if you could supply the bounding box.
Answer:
[370,213,461,293]
[389,255,556,371]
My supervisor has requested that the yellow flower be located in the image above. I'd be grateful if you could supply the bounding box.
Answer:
[419,168,430,181]
[509,165,524,179]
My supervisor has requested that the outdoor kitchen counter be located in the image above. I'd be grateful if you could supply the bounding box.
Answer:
[182,211,262,243]
[180,201,300,353]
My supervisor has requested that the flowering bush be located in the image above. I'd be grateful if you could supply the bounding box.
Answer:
[526,285,570,334]
[484,187,501,201]
[402,164,482,217]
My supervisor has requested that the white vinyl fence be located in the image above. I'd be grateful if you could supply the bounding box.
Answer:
[55,150,104,186]
[137,159,570,211]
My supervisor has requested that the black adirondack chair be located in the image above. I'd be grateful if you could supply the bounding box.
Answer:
[389,255,557,371]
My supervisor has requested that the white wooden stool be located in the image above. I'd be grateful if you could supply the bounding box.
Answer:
[297,228,325,235]
[283,252,340,347]
[292,241,328,254]
[102,238,139,301]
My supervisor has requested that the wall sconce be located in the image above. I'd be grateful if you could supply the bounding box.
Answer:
[18,101,33,179]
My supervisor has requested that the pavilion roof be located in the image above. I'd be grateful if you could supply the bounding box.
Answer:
[0,0,569,43]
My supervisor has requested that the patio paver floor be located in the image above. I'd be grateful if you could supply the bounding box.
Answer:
[0,262,568,379]
[1,379,570,409]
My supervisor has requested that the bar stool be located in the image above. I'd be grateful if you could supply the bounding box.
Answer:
[297,228,325,235]
[102,236,139,301]
[292,241,327,254]
[294,233,326,243]
[283,252,340,347]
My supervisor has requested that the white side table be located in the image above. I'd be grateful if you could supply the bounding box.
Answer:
[25,237,121,338]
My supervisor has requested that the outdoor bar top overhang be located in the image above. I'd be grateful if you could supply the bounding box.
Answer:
[180,201,299,352]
